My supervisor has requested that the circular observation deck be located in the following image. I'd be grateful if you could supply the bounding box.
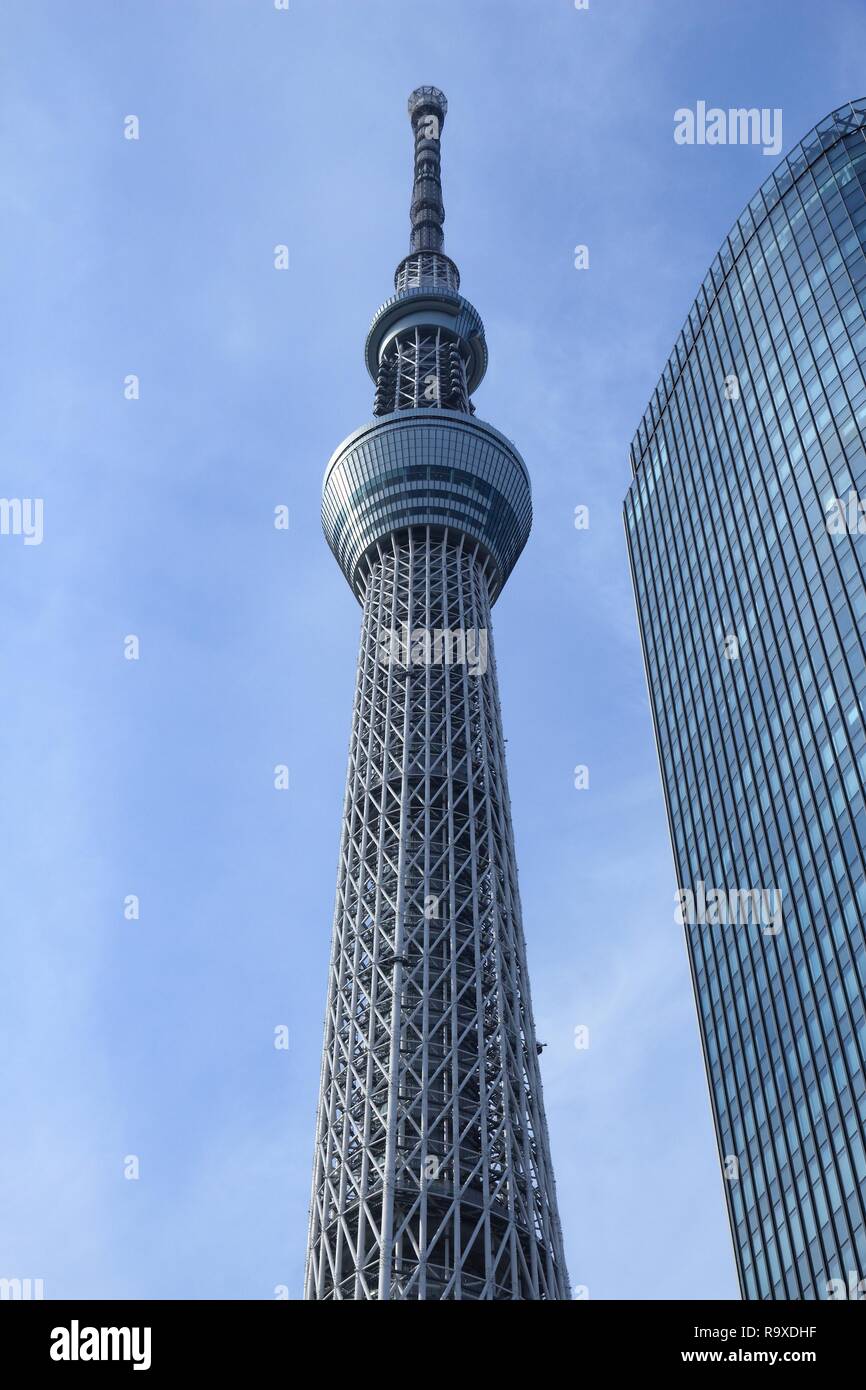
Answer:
[322,410,532,603]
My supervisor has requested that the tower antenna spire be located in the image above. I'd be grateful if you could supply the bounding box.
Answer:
[407,86,448,253]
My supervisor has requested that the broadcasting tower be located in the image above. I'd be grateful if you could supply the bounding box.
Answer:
[305,87,570,1300]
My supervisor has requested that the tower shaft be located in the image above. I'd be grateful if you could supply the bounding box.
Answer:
[306,532,566,1299]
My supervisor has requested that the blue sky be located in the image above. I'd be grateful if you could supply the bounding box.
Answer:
[1,0,864,1301]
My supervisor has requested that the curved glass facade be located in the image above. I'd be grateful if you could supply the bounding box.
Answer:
[625,100,866,1299]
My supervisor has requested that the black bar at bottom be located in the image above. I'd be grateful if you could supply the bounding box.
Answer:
[2,1296,859,1375]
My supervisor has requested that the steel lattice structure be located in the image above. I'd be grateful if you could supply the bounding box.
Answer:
[305,87,570,1301]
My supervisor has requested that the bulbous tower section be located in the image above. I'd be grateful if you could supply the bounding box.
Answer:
[306,88,569,1301]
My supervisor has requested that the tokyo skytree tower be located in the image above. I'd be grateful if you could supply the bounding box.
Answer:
[305,87,570,1300]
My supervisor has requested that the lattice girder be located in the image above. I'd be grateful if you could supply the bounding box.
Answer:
[305,532,569,1300]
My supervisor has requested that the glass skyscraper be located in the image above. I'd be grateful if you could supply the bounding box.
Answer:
[625,100,866,1299]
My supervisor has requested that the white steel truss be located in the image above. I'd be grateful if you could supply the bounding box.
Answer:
[305,532,570,1300]
[373,328,470,416]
